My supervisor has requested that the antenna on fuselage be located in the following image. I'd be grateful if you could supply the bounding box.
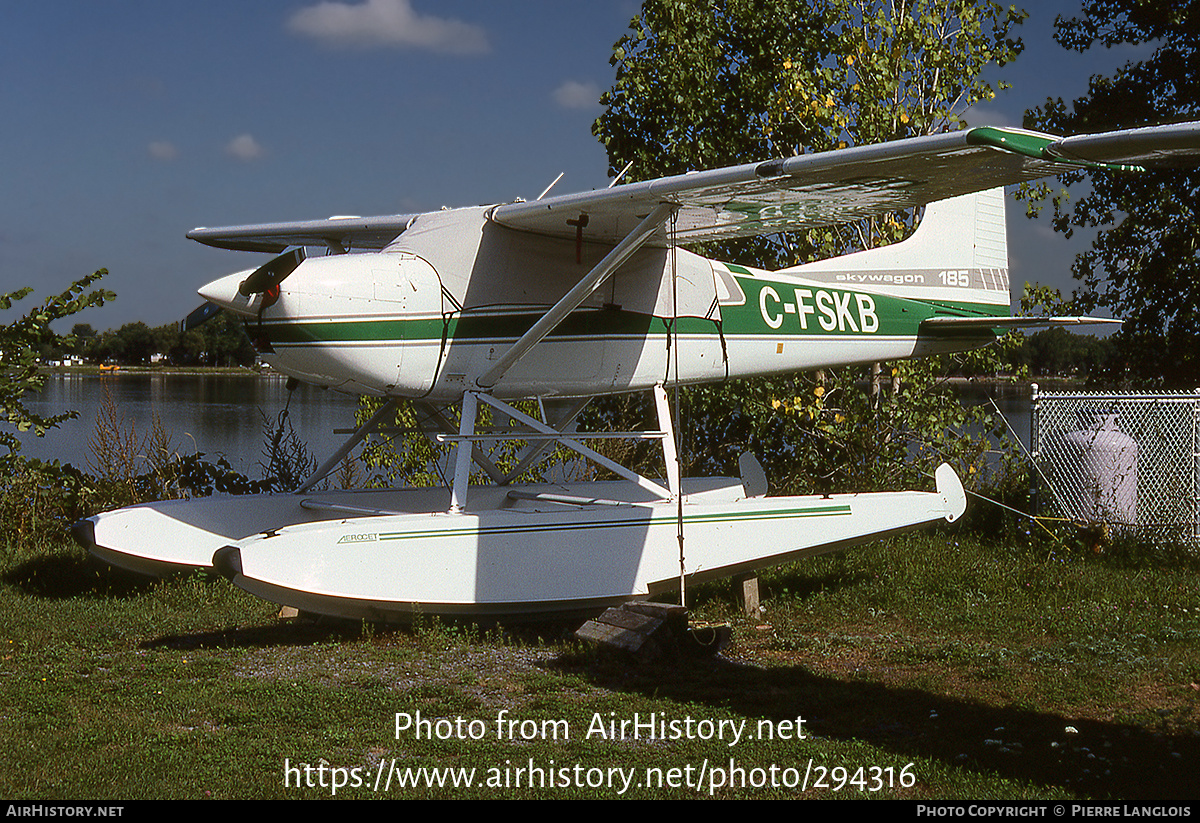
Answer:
[536,172,565,201]
[608,160,634,188]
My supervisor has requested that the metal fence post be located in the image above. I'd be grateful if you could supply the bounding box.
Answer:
[1193,388,1200,541]
[1030,382,1040,518]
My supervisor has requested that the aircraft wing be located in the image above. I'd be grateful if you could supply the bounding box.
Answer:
[491,122,1200,246]
[187,214,422,253]
[185,122,1199,254]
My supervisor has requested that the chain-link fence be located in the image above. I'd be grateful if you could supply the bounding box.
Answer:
[1032,385,1200,544]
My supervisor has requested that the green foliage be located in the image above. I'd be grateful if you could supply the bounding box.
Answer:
[0,272,117,549]
[257,408,317,492]
[0,383,276,556]
[357,399,453,488]
[1019,326,1117,380]
[0,449,273,555]
[596,0,831,169]
[0,458,97,551]
[1021,0,1200,387]
[356,397,589,491]
[792,0,1026,140]
[594,0,834,267]
[78,382,275,514]
[686,362,1019,496]
[0,270,113,456]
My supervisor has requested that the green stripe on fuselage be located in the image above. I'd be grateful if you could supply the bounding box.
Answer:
[259,276,1006,345]
[261,309,676,345]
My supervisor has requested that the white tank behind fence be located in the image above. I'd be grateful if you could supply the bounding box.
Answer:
[1060,414,1138,524]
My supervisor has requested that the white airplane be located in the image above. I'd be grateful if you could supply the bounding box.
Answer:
[74,122,1200,621]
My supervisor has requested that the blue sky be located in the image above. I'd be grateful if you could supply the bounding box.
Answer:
[0,1,1154,331]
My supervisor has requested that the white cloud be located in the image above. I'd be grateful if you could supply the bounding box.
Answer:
[1031,223,1061,241]
[552,80,601,110]
[961,105,1017,129]
[148,141,178,161]
[225,134,264,162]
[287,0,489,54]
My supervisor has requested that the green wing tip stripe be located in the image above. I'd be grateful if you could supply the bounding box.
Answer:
[966,126,1055,160]
[966,127,1146,173]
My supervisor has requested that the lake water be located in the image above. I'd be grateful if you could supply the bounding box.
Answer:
[14,373,1032,478]
[15,372,363,475]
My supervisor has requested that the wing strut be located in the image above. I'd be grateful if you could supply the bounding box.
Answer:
[414,401,509,485]
[499,396,592,484]
[474,201,676,390]
[440,390,676,512]
[293,397,400,493]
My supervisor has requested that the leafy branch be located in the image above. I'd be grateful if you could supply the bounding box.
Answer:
[0,270,114,459]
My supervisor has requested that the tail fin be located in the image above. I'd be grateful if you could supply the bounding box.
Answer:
[781,188,1010,310]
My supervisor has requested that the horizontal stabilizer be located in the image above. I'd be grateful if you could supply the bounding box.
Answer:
[921,315,1122,335]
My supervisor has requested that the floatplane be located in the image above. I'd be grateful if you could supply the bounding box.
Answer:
[74,123,1200,621]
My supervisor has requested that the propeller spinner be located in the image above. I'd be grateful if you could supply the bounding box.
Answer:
[192,247,306,321]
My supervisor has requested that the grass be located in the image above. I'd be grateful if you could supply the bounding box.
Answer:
[0,528,1197,799]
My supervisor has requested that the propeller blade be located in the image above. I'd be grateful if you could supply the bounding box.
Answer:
[180,300,222,333]
[238,247,306,296]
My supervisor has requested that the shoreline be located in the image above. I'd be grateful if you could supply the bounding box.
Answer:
[46,364,277,377]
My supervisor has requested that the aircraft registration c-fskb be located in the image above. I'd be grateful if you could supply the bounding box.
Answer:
[75,122,1200,622]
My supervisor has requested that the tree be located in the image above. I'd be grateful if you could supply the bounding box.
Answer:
[0,271,114,458]
[68,323,97,355]
[591,0,1028,494]
[84,311,255,368]
[196,311,256,367]
[593,0,838,267]
[1022,1,1200,387]
[110,322,156,365]
[1019,326,1116,380]
[596,0,1026,267]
